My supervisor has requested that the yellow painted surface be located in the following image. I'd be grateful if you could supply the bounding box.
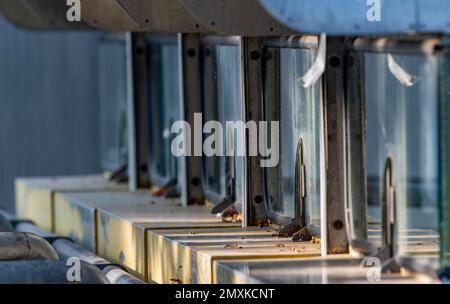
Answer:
[96,194,240,281]
[51,190,238,281]
[15,179,53,231]
[14,175,127,232]
[147,227,321,284]
[53,193,97,252]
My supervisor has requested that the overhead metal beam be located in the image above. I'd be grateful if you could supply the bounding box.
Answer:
[0,0,91,30]
[259,0,450,35]
[116,0,208,32]
[179,0,292,36]
[80,0,142,31]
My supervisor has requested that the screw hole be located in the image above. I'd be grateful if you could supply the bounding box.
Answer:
[250,50,260,61]
[254,195,263,204]
[329,56,341,67]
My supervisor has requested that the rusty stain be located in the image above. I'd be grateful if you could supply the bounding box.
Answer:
[311,237,321,244]
[170,278,182,284]
[224,243,242,249]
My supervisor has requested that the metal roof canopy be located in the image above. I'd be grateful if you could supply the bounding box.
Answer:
[81,0,142,32]
[116,0,208,33]
[179,0,292,36]
[0,0,91,30]
[259,0,450,36]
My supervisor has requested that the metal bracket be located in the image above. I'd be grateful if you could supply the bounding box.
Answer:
[243,37,269,227]
[178,33,204,206]
[324,37,350,254]
[346,50,368,242]
[126,33,150,191]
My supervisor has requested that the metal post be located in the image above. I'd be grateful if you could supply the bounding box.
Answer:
[242,37,269,227]
[178,33,204,206]
[126,32,150,191]
[346,51,368,242]
[324,37,349,254]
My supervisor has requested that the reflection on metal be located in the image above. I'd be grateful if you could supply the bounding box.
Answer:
[382,158,396,258]
[259,0,450,35]
[295,139,306,229]
[117,0,207,32]
[0,0,91,30]
[297,34,326,88]
[387,54,419,87]
[80,0,142,31]
[179,0,291,36]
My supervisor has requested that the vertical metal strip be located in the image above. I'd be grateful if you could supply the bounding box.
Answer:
[178,33,204,206]
[346,51,368,242]
[126,32,150,191]
[243,37,269,227]
[324,37,349,254]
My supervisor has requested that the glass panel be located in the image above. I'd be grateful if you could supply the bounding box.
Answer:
[362,52,440,268]
[201,44,244,204]
[98,37,128,172]
[265,47,322,224]
[147,41,180,186]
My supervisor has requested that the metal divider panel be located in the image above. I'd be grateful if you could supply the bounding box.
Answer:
[179,0,292,36]
[116,0,208,33]
[259,0,450,35]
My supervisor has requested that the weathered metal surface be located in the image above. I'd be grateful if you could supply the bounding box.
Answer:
[97,196,240,281]
[243,37,269,226]
[0,0,91,30]
[0,232,59,261]
[126,33,150,190]
[0,261,109,284]
[259,0,450,35]
[116,0,208,32]
[147,227,321,284]
[51,190,237,281]
[15,176,127,232]
[80,0,142,31]
[346,52,367,242]
[213,256,435,284]
[179,0,292,36]
[324,38,349,254]
[178,34,204,206]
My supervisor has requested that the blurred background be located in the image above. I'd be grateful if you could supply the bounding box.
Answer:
[0,15,103,213]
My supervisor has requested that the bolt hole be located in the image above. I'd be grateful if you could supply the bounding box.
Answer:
[187,48,196,57]
[329,56,341,67]
[191,177,200,186]
[254,195,263,204]
[333,220,344,230]
[250,50,260,61]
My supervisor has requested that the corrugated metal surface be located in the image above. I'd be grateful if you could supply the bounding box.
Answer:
[0,16,102,213]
